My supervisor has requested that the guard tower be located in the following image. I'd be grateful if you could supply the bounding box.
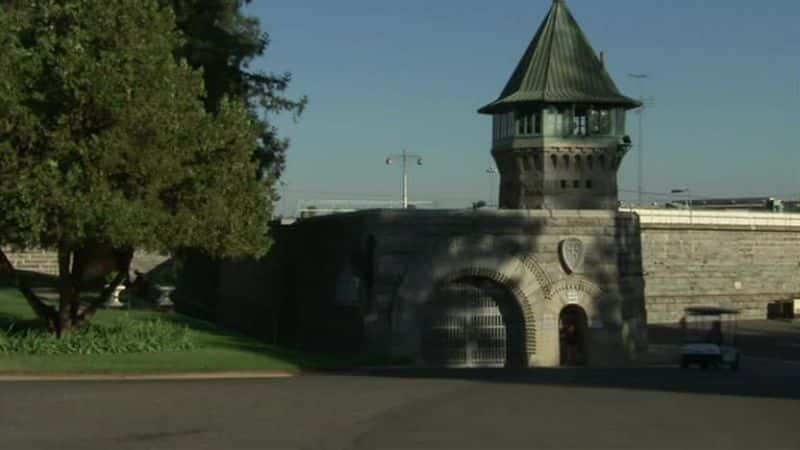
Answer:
[479,0,640,210]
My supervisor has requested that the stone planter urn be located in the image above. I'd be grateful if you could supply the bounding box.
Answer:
[154,285,175,307]
[103,284,126,308]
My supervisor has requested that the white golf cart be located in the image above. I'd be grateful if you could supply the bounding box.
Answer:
[679,307,741,371]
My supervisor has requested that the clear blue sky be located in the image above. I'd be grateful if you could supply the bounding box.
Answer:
[244,0,800,214]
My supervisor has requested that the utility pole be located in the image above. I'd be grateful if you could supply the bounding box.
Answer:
[486,165,498,207]
[628,74,655,206]
[385,150,423,209]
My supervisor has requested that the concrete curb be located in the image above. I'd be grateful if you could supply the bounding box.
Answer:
[0,371,302,382]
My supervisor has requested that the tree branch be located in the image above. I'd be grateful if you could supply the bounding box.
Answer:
[56,245,76,337]
[75,250,132,326]
[0,247,57,328]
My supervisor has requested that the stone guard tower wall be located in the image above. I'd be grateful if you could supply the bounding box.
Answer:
[172,208,800,367]
[180,209,647,368]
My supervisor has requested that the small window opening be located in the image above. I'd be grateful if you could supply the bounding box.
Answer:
[573,107,588,136]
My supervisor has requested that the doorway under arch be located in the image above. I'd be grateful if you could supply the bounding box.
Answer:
[559,305,588,366]
[422,277,525,368]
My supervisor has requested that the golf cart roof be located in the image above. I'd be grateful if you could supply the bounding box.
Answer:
[684,306,740,316]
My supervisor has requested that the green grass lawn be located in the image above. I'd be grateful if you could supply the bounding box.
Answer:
[0,287,335,375]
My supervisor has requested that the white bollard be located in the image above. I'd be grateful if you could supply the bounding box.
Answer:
[155,285,175,307]
[104,284,126,308]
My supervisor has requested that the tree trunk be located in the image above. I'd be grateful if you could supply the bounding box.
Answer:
[74,260,130,328]
[2,244,133,336]
[56,246,79,337]
[69,244,134,330]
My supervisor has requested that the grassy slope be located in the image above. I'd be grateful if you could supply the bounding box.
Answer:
[0,288,331,374]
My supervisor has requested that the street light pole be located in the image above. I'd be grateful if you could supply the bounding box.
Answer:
[628,74,654,206]
[486,165,498,207]
[386,149,423,209]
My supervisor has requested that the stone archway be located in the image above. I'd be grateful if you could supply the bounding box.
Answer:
[559,304,588,366]
[390,235,550,367]
[536,276,624,367]
[422,276,526,368]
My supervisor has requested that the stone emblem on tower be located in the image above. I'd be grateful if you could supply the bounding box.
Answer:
[479,0,640,210]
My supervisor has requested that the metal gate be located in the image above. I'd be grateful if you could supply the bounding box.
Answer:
[422,282,519,368]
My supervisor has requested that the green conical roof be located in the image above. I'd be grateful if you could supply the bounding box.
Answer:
[479,0,640,114]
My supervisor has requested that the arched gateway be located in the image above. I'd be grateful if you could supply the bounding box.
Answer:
[422,277,525,368]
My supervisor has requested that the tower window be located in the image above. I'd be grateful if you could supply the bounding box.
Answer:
[586,180,593,189]
[591,109,611,135]
[551,155,558,168]
[558,107,574,137]
[515,111,541,136]
[588,109,612,135]
[560,180,567,189]
[587,155,594,170]
[575,155,582,169]
[573,180,580,189]
[562,155,570,168]
[599,154,606,169]
[533,154,541,170]
[573,107,588,136]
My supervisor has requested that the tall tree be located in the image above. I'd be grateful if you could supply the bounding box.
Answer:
[166,0,306,184]
[0,0,271,335]
[160,1,306,315]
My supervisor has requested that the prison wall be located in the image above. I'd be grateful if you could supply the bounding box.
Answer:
[631,210,800,323]
[180,210,645,364]
[2,248,59,275]
[1,247,169,279]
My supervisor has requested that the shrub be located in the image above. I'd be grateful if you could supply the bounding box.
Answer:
[0,316,195,355]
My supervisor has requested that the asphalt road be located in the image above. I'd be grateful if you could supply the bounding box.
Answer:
[2,361,799,450]
[3,320,800,450]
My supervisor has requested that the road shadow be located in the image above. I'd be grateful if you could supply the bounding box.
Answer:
[353,363,800,400]
[347,320,800,400]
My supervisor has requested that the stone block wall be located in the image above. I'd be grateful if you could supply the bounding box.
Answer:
[172,208,800,364]
[631,210,800,323]
[194,210,644,366]
[2,247,169,279]
[2,248,59,275]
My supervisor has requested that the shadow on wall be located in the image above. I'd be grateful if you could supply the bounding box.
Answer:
[615,212,647,355]
[173,220,367,355]
[172,210,652,364]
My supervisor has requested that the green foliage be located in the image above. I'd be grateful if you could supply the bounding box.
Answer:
[0,0,271,258]
[166,0,307,181]
[0,316,195,355]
